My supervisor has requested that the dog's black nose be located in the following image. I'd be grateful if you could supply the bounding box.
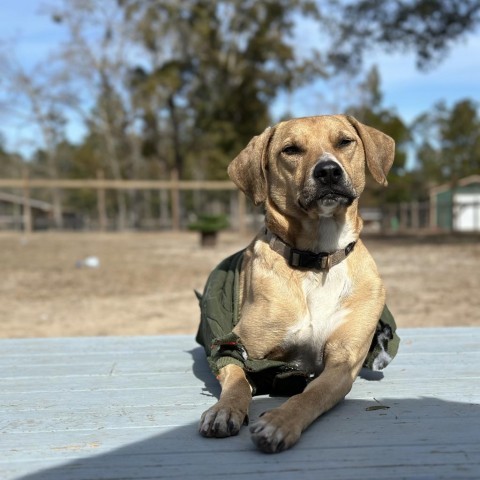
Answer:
[313,160,343,185]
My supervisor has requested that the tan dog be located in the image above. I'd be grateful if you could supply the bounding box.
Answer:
[198,115,395,453]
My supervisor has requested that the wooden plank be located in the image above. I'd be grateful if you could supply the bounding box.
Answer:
[0,179,237,190]
[1,327,476,357]
[1,329,479,480]
[21,167,32,234]
[96,170,107,231]
[1,374,478,408]
[2,351,479,378]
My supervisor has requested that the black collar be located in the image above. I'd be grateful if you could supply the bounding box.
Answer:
[264,228,356,271]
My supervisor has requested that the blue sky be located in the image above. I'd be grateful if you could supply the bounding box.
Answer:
[1,0,480,157]
[279,37,480,123]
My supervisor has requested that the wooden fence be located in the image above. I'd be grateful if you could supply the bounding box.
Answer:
[0,176,250,234]
[1,176,479,233]
[381,200,480,232]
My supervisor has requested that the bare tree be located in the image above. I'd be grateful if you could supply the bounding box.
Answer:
[46,0,144,229]
[2,57,66,228]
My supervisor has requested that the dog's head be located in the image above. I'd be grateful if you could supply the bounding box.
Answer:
[228,115,394,219]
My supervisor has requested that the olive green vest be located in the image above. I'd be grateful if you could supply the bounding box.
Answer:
[196,250,399,396]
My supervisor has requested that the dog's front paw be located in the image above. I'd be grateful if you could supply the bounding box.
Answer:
[199,403,248,438]
[250,409,302,453]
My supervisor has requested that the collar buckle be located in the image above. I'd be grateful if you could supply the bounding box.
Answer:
[289,248,330,270]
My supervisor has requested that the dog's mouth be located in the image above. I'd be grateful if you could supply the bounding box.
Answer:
[318,191,355,206]
[299,188,357,212]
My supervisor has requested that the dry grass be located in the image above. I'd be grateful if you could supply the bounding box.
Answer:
[1,231,479,338]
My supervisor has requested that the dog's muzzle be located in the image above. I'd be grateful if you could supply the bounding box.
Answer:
[299,159,357,211]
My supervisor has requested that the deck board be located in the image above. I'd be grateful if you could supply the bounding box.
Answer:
[1,328,479,480]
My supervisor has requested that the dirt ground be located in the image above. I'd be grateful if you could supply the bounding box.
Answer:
[1,230,479,338]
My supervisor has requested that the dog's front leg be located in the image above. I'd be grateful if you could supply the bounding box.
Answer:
[250,327,371,453]
[199,363,252,438]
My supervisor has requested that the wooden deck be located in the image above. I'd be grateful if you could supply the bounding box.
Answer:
[1,328,479,480]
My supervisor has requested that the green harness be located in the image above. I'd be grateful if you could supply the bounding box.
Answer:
[196,249,400,396]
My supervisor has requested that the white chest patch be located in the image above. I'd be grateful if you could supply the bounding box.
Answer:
[285,263,352,375]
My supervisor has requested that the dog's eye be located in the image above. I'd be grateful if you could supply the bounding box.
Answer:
[281,145,302,155]
[337,137,354,148]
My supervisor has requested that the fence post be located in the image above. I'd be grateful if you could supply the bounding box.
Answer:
[429,197,437,230]
[96,170,107,231]
[159,189,169,228]
[411,201,420,230]
[22,167,32,235]
[400,202,408,230]
[170,169,180,230]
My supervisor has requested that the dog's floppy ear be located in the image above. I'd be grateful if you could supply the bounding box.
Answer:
[227,126,274,205]
[346,115,395,186]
